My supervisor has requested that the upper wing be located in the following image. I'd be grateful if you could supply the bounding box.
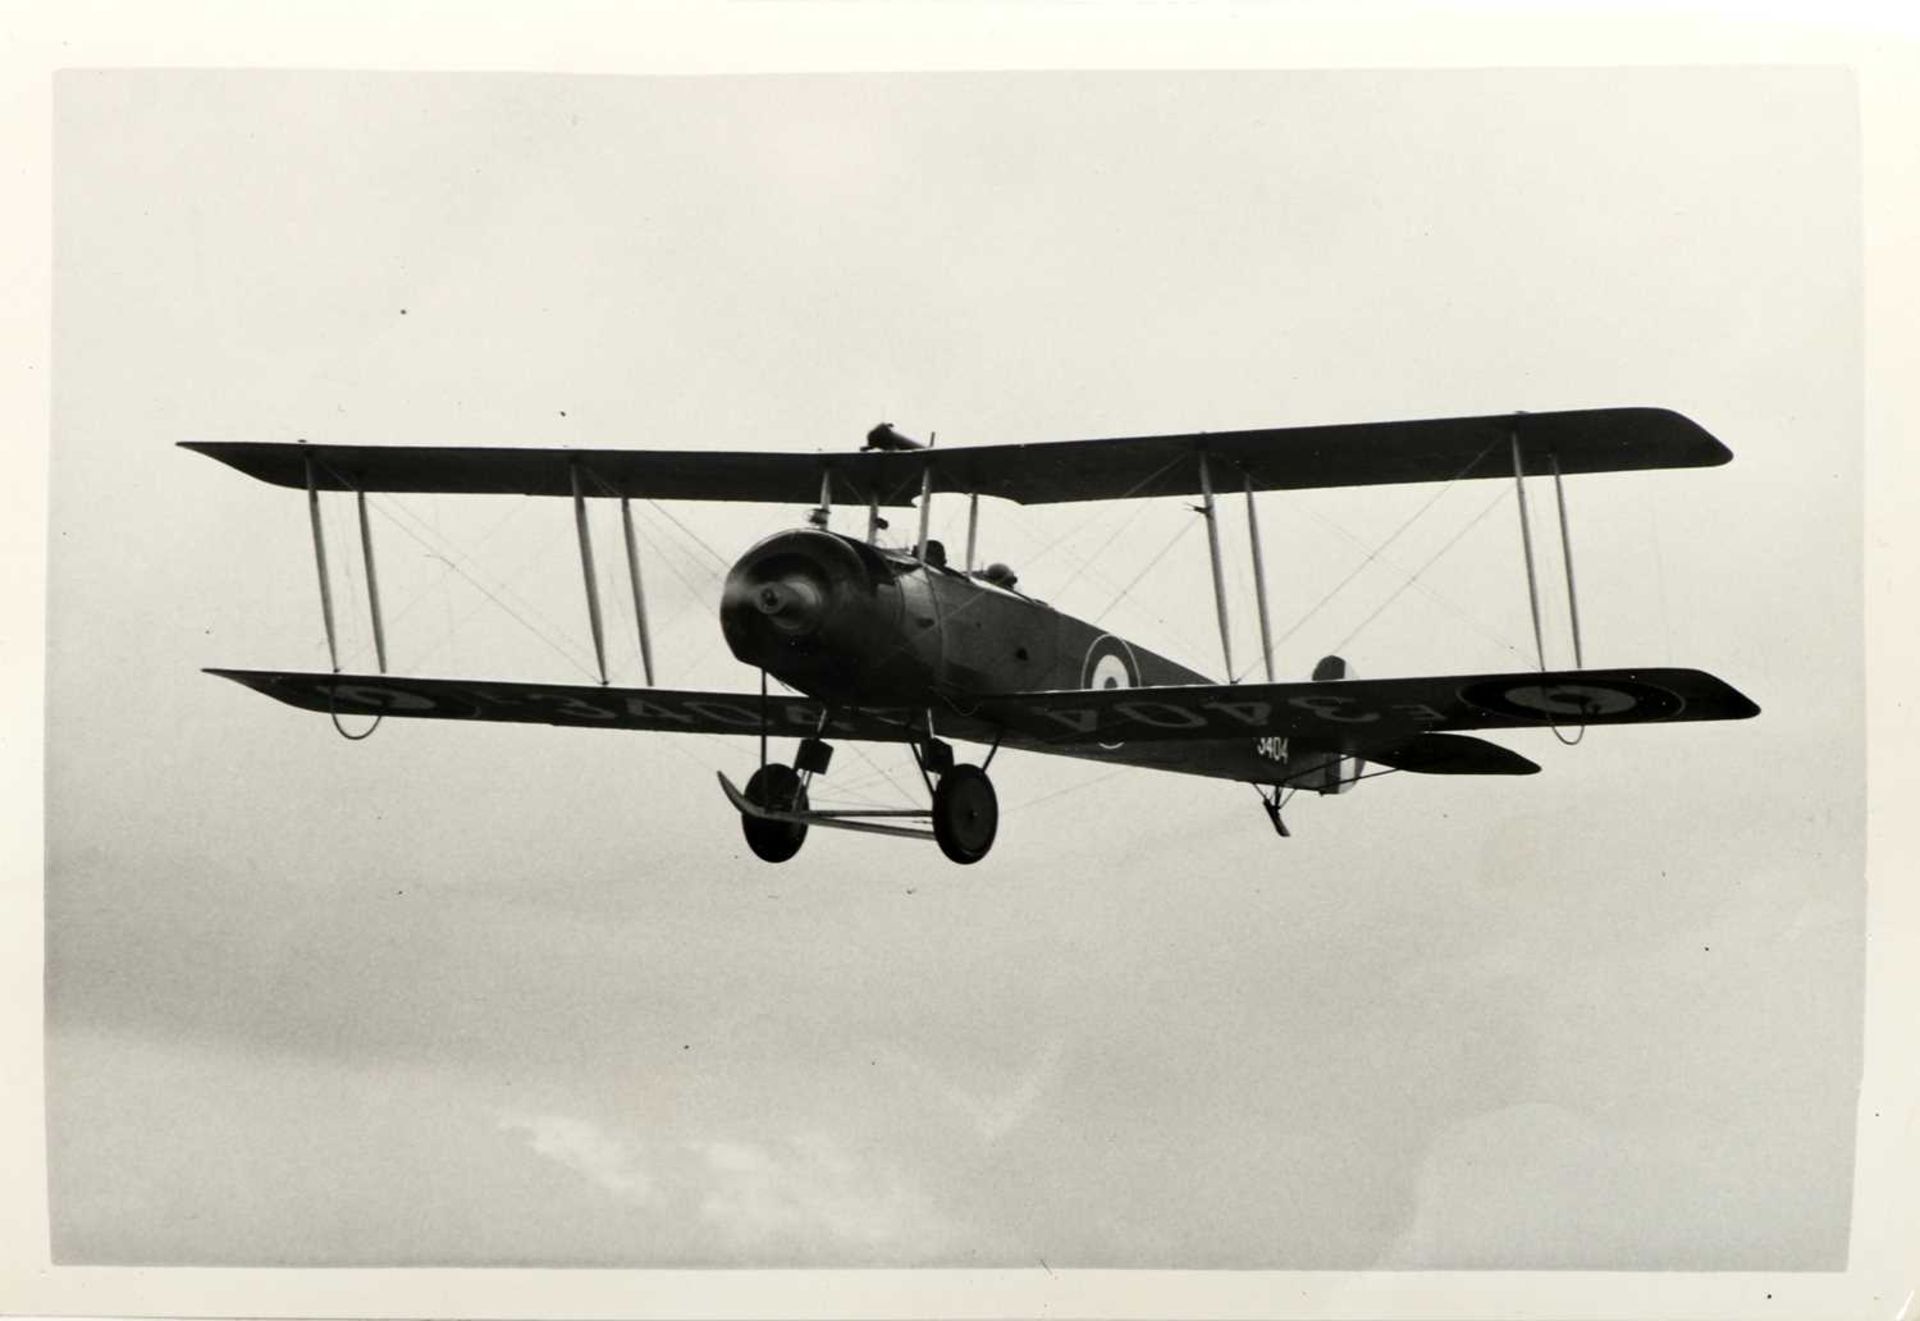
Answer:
[974,667,1760,747]
[208,669,931,742]
[922,407,1727,504]
[181,407,1728,508]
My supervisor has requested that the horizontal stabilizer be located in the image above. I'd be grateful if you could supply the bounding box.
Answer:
[206,669,929,741]
[978,666,1759,747]
[1362,733,1541,776]
[181,407,1728,508]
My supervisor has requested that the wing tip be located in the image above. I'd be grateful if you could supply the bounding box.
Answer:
[1646,407,1734,467]
[1658,667,1760,719]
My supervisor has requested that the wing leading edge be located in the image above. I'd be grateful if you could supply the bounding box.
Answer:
[182,407,1728,507]
[973,666,1759,748]
[215,664,1752,755]
[206,669,953,742]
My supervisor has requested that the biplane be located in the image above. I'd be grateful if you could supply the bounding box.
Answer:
[183,407,1759,865]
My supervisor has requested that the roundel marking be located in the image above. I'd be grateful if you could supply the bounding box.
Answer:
[1089,652,1131,690]
[1081,634,1140,750]
[1459,677,1685,723]
[1081,634,1140,690]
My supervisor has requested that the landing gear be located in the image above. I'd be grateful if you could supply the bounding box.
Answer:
[741,763,809,863]
[1260,786,1291,838]
[721,717,1004,864]
[932,763,999,864]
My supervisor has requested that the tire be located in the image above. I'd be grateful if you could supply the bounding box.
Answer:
[741,764,808,863]
[931,764,998,865]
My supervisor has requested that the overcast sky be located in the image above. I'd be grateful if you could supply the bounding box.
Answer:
[46,67,1860,1268]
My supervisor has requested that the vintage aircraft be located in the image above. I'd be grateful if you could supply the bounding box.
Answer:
[183,407,1758,864]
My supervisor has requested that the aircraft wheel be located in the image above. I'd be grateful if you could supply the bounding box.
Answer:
[741,764,809,863]
[931,764,998,865]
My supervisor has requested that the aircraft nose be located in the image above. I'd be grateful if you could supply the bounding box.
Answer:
[752,576,826,634]
[720,531,855,651]
[720,528,904,700]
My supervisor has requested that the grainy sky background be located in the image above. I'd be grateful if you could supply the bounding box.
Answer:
[46,68,1860,1268]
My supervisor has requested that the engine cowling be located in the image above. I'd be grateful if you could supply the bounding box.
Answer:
[720,529,925,701]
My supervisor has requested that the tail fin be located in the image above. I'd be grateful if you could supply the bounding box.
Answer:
[1304,655,1366,794]
[1310,654,1349,682]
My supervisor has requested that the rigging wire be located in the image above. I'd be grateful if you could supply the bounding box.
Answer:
[645,497,735,572]
[1047,495,1159,599]
[378,492,542,647]
[1018,453,1187,574]
[1330,485,1511,656]
[434,497,458,675]
[1262,499,1530,674]
[624,510,738,679]
[1263,437,1501,668]
[379,493,599,664]
[314,482,762,778]
[369,494,603,682]
[1003,764,1133,816]
[1091,517,1199,624]
[825,745,921,806]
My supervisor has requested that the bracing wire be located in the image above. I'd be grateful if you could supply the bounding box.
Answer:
[624,511,739,680]
[1004,764,1133,817]
[1265,499,1529,673]
[645,498,734,572]
[1091,517,1199,624]
[1047,495,1159,599]
[1019,454,1183,568]
[388,502,594,678]
[1331,486,1511,656]
[830,743,921,808]
[1264,437,1502,668]
[379,493,538,638]
[369,494,602,682]
[433,497,458,675]
[1032,514,1211,668]
[381,494,595,665]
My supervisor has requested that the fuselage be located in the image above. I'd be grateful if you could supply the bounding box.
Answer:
[721,527,1205,702]
[719,527,1347,788]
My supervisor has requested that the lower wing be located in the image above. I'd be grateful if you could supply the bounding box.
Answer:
[205,668,927,742]
[208,664,1753,784]
[974,666,1758,748]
